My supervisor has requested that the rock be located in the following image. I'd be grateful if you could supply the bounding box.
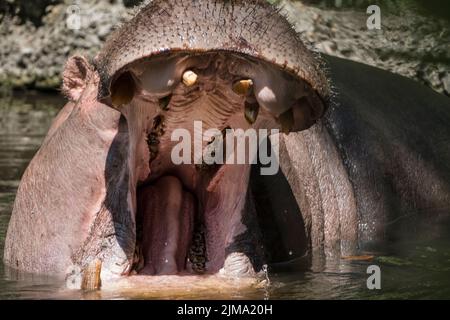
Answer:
[0,0,130,91]
[279,0,450,97]
[318,40,337,55]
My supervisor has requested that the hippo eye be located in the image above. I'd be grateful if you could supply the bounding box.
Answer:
[110,71,136,108]
[182,70,198,87]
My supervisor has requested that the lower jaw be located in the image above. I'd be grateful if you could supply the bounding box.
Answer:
[132,163,261,278]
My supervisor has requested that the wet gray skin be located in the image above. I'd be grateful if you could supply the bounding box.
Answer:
[3,0,450,289]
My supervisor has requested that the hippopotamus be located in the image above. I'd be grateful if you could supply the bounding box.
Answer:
[4,0,450,289]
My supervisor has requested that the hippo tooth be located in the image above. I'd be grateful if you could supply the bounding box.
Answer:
[278,108,294,134]
[244,101,260,125]
[233,79,253,96]
[182,70,198,87]
[81,259,102,291]
[111,72,135,107]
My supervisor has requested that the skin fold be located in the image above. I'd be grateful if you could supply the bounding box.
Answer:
[3,0,450,287]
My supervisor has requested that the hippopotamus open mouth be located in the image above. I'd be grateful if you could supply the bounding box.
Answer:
[99,50,326,276]
[89,0,328,278]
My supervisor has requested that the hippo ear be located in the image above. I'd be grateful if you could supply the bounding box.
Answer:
[62,55,94,102]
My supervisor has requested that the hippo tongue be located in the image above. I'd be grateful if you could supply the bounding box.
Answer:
[138,176,195,275]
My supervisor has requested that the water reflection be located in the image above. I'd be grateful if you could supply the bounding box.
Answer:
[0,93,449,299]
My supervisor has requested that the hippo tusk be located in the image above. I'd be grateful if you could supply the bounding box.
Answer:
[81,259,102,291]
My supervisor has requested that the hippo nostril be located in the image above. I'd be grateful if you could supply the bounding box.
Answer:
[110,71,136,108]
[182,70,198,87]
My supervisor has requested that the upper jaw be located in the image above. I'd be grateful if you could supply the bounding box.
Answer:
[111,51,328,210]
[102,51,327,135]
[94,0,330,106]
